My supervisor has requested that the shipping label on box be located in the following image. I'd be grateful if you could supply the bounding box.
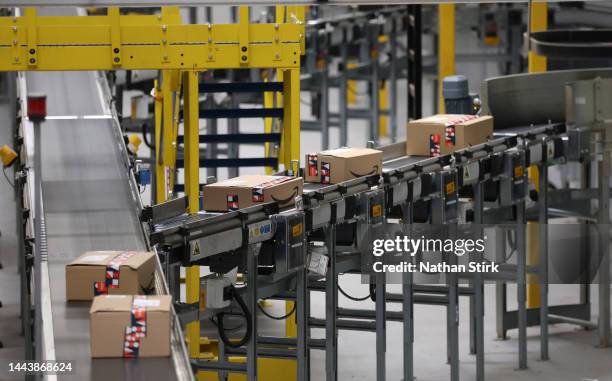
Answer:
[202,175,303,212]
[66,251,155,301]
[304,147,383,184]
[90,294,171,358]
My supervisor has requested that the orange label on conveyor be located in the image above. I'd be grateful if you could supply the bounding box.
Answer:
[292,222,303,237]
[514,166,524,178]
[93,251,137,296]
[371,204,382,218]
[446,181,456,195]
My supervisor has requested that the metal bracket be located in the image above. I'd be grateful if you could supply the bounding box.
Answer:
[24,8,37,67]
[174,302,200,327]
[238,6,249,65]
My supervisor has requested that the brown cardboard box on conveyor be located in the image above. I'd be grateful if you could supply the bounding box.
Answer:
[201,174,304,212]
[304,147,383,184]
[90,294,171,358]
[406,114,493,157]
[65,251,155,301]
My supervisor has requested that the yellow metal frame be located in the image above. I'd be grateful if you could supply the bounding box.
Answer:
[5,6,305,379]
[438,4,455,114]
[527,1,547,309]
[0,7,302,71]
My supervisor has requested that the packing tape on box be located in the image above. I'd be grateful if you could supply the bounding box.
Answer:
[444,124,456,146]
[227,194,239,211]
[307,154,318,177]
[93,251,138,296]
[429,134,441,157]
[123,296,148,358]
[321,162,331,184]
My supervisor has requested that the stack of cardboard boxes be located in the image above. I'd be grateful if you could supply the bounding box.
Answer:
[66,251,171,358]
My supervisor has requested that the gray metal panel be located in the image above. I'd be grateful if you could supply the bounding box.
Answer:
[481,68,612,129]
[28,71,182,380]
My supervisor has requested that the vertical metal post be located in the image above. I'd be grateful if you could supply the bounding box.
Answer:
[370,25,380,143]
[474,181,485,381]
[448,224,459,381]
[296,225,309,381]
[376,271,386,381]
[402,203,414,381]
[598,151,610,348]
[389,17,398,143]
[495,225,507,340]
[325,225,337,381]
[339,27,348,147]
[282,68,301,170]
[228,69,239,178]
[539,161,549,360]
[183,70,201,361]
[407,5,422,121]
[321,53,330,150]
[247,246,259,381]
[438,4,455,113]
[206,95,218,180]
[33,117,42,362]
[517,200,528,369]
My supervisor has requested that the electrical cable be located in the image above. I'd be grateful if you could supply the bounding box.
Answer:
[257,300,296,320]
[141,122,155,149]
[337,280,371,301]
[216,285,252,348]
[2,166,14,188]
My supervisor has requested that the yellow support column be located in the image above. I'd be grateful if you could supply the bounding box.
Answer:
[263,75,275,175]
[183,70,201,360]
[438,4,455,113]
[154,80,165,204]
[282,68,301,170]
[527,1,547,309]
[379,81,388,138]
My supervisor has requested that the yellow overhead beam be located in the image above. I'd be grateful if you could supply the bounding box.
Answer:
[0,7,302,71]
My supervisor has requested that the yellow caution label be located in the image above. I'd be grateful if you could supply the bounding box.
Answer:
[514,166,524,178]
[292,223,303,237]
[446,181,455,195]
[371,204,382,218]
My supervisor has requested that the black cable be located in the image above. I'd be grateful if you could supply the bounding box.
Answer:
[141,122,155,150]
[257,300,296,320]
[216,285,252,348]
[2,166,14,188]
[337,281,371,302]
[209,314,245,332]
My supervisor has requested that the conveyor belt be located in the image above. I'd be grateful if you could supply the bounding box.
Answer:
[22,9,192,378]
[27,70,187,380]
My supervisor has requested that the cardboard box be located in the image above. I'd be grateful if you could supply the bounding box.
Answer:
[406,114,493,156]
[66,251,155,301]
[202,175,303,212]
[305,147,383,184]
[90,294,171,358]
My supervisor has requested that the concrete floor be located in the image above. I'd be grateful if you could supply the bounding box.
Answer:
[0,101,25,380]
